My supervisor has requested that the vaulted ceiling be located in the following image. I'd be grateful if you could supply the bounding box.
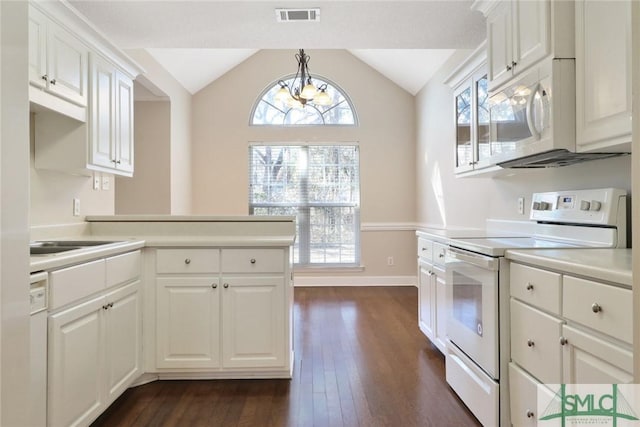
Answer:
[69,1,486,95]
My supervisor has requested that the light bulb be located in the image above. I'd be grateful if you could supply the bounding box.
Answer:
[275,86,291,104]
[301,82,317,99]
[313,90,331,106]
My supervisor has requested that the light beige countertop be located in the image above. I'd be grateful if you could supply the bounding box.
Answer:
[31,216,296,272]
[506,248,632,288]
[30,239,145,273]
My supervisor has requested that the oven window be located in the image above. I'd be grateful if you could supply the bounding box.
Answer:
[452,271,483,336]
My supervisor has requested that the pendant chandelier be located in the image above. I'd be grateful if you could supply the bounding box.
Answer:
[275,49,332,108]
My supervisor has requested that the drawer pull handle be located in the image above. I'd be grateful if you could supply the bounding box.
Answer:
[527,339,535,348]
[421,248,427,251]
[211,283,218,289]
[184,258,191,265]
[591,303,602,313]
[526,410,534,418]
[526,283,534,291]
[250,258,256,264]
[223,283,229,289]
[102,305,109,310]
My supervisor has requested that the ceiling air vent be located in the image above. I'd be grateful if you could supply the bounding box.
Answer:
[275,8,320,22]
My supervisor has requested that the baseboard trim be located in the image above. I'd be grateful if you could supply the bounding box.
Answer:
[294,275,417,287]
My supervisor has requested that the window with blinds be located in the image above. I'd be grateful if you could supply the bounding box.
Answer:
[249,144,360,267]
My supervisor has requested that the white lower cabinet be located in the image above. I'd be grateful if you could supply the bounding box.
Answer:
[153,247,292,376]
[47,250,142,427]
[48,280,141,427]
[156,277,221,369]
[508,261,632,427]
[416,235,447,354]
[221,276,285,369]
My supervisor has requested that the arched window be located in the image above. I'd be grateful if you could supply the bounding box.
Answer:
[250,75,357,126]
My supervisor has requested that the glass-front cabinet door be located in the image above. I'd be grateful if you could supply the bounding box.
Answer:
[453,67,489,174]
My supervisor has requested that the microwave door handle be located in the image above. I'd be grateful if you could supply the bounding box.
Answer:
[526,83,541,140]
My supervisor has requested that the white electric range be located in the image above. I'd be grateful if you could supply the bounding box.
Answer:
[443,188,628,427]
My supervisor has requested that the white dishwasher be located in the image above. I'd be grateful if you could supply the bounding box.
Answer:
[30,271,48,427]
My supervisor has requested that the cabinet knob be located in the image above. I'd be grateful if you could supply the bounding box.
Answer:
[526,410,534,418]
[41,74,48,81]
[506,65,512,71]
[50,78,56,85]
[527,339,535,348]
[223,283,229,289]
[102,305,109,310]
[591,303,602,313]
[108,302,114,308]
[250,258,256,264]
[116,160,121,165]
[211,283,218,289]
[511,61,517,68]
[438,253,445,258]
[184,258,191,265]
[559,337,568,346]
[526,283,534,291]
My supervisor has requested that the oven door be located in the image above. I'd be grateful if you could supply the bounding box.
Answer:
[446,247,499,379]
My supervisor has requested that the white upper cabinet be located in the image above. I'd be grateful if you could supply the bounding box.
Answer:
[575,0,632,152]
[29,4,88,107]
[479,0,573,91]
[30,0,142,177]
[89,53,135,176]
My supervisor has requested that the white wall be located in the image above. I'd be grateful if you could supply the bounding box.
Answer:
[124,49,192,215]
[416,51,632,229]
[115,101,171,214]
[191,49,417,280]
[0,2,30,424]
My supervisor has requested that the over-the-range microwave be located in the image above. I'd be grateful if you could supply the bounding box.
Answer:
[487,58,627,168]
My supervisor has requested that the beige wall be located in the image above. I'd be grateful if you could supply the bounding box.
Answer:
[124,49,192,215]
[29,114,115,227]
[115,101,171,214]
[416,50,632,229]
[192,49,417,280]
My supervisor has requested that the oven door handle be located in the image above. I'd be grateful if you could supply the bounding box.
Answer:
[447,247,499,271]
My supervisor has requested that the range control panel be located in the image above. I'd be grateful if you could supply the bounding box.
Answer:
[530,188,627,226]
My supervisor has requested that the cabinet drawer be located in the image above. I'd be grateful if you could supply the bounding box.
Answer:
[433,242,447,267]
[49,259,106,310]
[417,238,433,261]
[509,363,555,427]
[221,249,284,273]
[563,276,632,344]
[106,250,140,288]
[156,249,220,274]
[511,299,563,384]
[510,263,561,315]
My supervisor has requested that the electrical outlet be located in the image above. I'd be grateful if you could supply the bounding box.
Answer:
[518,197,525,215]
[73,198,80,216]
[101,175,110,191]
[93,173,100,190]
[387,256,394,266]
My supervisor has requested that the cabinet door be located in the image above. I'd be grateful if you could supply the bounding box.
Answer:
[115,70,134,175]
[47,21,88,106]
[454,82,474,174]
[418,260,435,340]
[48,295,105,427]
[28,6,48,90]
[487,1,513,89]
[562,324,633,385]
[575,0,632,151]
[104,281,142,403]
[90,53,117,170]
[156,277,220,369]
[512,0,549,74]
[221,276,285,368]
[433,266,448,353]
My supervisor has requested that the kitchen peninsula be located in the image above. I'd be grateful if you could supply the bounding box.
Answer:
[32,216,295,427]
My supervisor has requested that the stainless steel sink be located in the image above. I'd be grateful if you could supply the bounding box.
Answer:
[30,240,122,256]
[30,246,83,255]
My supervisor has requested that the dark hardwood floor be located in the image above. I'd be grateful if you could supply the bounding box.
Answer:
[92,287,481,427]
